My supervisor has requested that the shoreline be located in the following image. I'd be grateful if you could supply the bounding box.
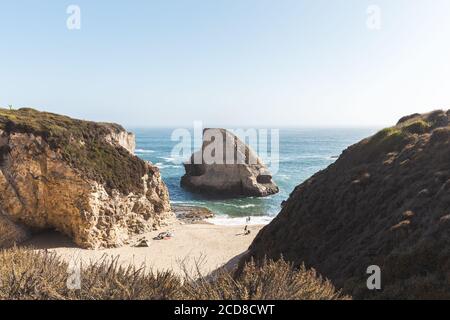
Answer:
[23,216,264,277]
[173,203,275,226]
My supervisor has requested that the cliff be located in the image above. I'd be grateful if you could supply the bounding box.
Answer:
[181,128,279,197]
[0,108,172,249]
[245,110,450,299]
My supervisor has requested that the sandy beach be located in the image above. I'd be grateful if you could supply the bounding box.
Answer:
[23,219,264,277]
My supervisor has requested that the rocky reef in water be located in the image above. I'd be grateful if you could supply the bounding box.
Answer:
[0,108,172,249]
[244,110,450,299]
[181,128,279,198]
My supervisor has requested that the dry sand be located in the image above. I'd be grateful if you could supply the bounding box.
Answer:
[24,219,264,277]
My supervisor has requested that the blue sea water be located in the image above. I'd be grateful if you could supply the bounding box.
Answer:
[132,128,378,224]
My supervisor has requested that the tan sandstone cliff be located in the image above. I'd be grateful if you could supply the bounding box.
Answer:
[181,128,279,197]
[0,108,172,249]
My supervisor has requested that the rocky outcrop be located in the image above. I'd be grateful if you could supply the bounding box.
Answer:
[104,124,136,154]
[181,129,279,197]
[173,205,214,224]
[0,108,172,249]
[245,110,450,299]
[0,214,29,248]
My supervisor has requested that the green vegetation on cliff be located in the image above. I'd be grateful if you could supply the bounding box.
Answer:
[0,107,148,195]
[246,110,450,299]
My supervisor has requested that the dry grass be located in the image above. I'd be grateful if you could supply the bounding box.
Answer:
[0,248,349,300]
[184,258,348,300]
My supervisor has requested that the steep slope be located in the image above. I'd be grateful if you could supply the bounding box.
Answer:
[245,110,450,299]
[0,108,172,249]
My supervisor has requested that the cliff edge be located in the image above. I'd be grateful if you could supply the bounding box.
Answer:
[0,108,172,249]
[245,110,450,299]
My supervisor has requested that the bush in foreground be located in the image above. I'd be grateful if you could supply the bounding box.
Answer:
[0,248,348,300]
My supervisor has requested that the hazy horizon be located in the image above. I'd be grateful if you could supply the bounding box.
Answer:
[2,0,450,128]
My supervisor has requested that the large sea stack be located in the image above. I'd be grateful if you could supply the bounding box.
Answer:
[0,108,172,249]
[181,128,279,197]
[245,110,450,299]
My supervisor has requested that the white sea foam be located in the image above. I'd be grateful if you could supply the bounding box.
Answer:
[135,149,155,153]
[216,202,257,209]
[159,156,178,163]
[238,204,256,209]
[209,215,273,226]
[155,162,181,169]
[280,154,337,162]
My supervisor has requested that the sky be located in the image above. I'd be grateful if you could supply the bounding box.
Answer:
[1,0,450,128]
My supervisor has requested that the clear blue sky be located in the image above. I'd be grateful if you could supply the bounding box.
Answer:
[1,0,450,127]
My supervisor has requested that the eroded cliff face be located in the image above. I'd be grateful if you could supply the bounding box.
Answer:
[104,126,136,154]
[245,110,450,299]
[181,129,279,197]
[0,214,29,248]
[0,108,172,249]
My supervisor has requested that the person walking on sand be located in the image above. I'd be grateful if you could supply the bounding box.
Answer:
[244,217,251,235]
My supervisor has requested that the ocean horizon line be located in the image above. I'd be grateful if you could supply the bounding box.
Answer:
[126,125,384,130]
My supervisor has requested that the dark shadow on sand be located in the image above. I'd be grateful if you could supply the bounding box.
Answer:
[21,230,79,250]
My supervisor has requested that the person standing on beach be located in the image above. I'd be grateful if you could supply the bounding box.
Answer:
[244,217,251,235]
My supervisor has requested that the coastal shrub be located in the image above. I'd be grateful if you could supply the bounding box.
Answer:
[0,107,147,195]
[371,127,405,144]
[366,118,435,155]
[363,127,411,158]
[0,248,348,300]
[0,248,69,299]
[184,258,349,300]
[397,113,421,125]
[402,120,430,134]
[430,127,450,144]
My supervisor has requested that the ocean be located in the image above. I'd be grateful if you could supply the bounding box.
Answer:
[132,128,378,225]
